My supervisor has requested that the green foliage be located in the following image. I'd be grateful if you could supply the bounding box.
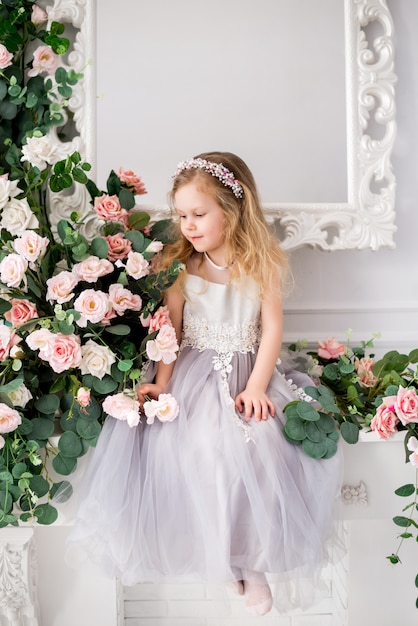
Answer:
[0,4,184,528]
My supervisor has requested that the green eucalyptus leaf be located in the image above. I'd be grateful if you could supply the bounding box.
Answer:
[50,480,73,503]
[305,422,326,443]
[284,417,306,441]
[29,475,49,498]
[52,453,77,476]
[33,503,58,525]
[119,188,135,210]
[58,431,83,458]
[340,421,360,444]
[296,401,320,422]
[90,237,109,259]
[30,417,55,440]
[35,394,60,415]
[302,438,328,459]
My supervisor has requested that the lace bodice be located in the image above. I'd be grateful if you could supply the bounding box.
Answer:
[181,274,261,354]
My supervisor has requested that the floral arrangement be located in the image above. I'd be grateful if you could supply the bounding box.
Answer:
[283,333,418,608]
[0,2,182,528]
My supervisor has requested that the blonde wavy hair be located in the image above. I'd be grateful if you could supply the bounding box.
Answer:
[158,151,290,300]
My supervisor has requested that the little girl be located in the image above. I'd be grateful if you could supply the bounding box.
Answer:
[68,152,343,616]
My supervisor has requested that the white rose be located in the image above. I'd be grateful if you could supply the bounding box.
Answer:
[7,383,33,408]
[21,135,56,171]
[79,339,116,380]
[0,198,39,236]
[0,176,20,210]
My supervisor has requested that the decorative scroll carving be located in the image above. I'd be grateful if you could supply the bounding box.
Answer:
[0,528,39,625]
[341,481,368,506]
[47,0,396,251]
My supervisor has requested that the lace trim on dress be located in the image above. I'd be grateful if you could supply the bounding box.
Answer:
[181,311,261,355]
[181,311,261,443]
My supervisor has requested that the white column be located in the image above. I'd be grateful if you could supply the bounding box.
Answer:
[0,527,39,626]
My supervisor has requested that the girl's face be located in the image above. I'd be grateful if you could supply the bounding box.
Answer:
[174,182,227,262]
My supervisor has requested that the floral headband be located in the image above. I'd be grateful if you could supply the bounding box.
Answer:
[172,158,244,199]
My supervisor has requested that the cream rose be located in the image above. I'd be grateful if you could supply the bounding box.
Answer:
[73,289,110,327]
[103,393,141,427]
[144,393,179,425]
[27,45,59,77]
[79,340,116,379]
[108,283,142,315]
[72,256,114,283]
[125,251,149,280]
[7,383,33,408]
[0,253,28,288]
[46,271,78,304]
[146,324,179,364]
[14,230,49,265]
[0,198,39,235]
[26,328,54,360]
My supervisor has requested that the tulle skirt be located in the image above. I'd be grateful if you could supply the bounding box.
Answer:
[66,347,344,612]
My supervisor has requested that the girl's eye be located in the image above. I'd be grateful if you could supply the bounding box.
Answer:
[195,214,205,218]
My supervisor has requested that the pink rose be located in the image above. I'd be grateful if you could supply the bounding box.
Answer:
[317,337,346,360]
[0,323,21,361]
[143,305,172,333]
[407,437,418,468]
[26,328,54,359]
[47,333,82,373]
[117,168,147,195]
[370,397,399,439]
[144,393,179,425]
[46,271,78,304]
[13,230,49,266]
[146,324,179,364]
[125,251,149,279]
[354,356,378,388]
[0,403,21,434]
[394,387,418,426]
[76,387,91,408]
[103,393,141,427]
[27,45,59,77]
[0,435,4,450]
[108,283,142,315]
[105,234,132,261]
[94,194,128,224]
[4,299,38,327]
[73,289,110,327]
[72,256,114,283]
[0,44,13,70]
[31,5,48,25]
[0,253,28,288]
[100,307,118,326]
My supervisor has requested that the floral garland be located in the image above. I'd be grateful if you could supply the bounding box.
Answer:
[0,2,182,527]
[283,333,418,609]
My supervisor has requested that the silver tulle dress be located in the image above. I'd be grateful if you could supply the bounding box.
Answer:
[67,274,344,612]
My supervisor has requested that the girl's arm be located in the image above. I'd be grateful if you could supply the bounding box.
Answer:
[235,292,283,421]
[137,281,185,403]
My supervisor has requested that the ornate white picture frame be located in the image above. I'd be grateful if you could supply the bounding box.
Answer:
[48,0,397,251]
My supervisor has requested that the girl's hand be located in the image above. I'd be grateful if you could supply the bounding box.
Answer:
[234,387,275,422]
[137,382,165,406]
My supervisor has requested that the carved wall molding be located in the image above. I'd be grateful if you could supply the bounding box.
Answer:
[0,528,39,626]
[341,481,368,506]
[47,0,396,251]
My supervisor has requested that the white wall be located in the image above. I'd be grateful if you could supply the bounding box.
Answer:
[283,0,418,352]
